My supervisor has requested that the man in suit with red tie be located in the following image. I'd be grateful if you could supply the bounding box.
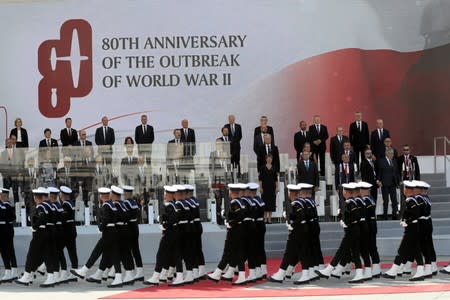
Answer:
[256,134,280,173]
[60,117,78,147]
[95,116,115,164]
[360,148,378,201]
[308,115,329,176]
[335,154,355,209]
[349,112,369,165]
[134,114,154,165]
[377,149,400,220]
[224,115,242,173]
[38,128,59,164]
[370,119,390,159]
[293,120,309,163]
[330,126,349,166]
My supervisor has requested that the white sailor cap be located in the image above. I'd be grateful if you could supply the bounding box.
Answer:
[287,184,301,191]
[0,188,9,193]
[33,187,49,195]
[342,182,359,190]
[298,183,314,189]
[183,184,195,191]
[163,185,177,193]
[98,187,111,194]
[121,185,135,192]
[403,180,416,188]
[227,183,241,190]
[358,181,372,189]
[237,183,248,190]
[48,187,60,194]
[111,185,124,195]
[247,183,259,190]
[173,185,186,192]
[421,181,431,189]
[60,186,72,194]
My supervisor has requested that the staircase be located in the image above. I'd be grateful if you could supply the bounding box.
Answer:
[265,173,450,258]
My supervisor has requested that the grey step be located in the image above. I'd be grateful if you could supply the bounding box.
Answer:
[428,195,450,202]
[421,173,445,180]
[430,202,450,210]
[432,210,450,218]
[428,187,450,195]
[425,179,447,187]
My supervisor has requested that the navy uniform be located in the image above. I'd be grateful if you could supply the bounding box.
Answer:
[0,188,18,282]
[144,185,179,285]
[249,183,267,279]
[15,188,49,286]
[48,187,67,284]
[241,186,258,282]
[353,189,372,279]
[60,186,78,282]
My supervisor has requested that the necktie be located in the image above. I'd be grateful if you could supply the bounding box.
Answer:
[387,158,391,166]
[143,125,146,135]
[68,128,71,136]
[47,139,50,147]
[266,144,271,154]
[378,129,381,140]
[316,124,320,132]
[231,124,235,136]
[66,168,69,176]
[338,136,341,143]
[346,150,349,156]
[82,141,85,147]
[345,163,349,174]
[303,131,306,138]
[97,165,100,173]
[176,139,179,144]
[103,127,107,142]
[224,136,228,142]
[305,160,309,170]
[129,157,132,164]
[357,122,360,131]
[184,129,188,138]
[29,168,32,177]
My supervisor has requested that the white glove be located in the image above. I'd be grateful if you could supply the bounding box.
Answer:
[337,208,341,215]
[221,209,225,217]
[156,215,160,223]
[287,224,294,231]
[159,224,166,231]
[224,220,231,229]
[282,211,286,219]
[400,221,408,228]
[340,220,348,228]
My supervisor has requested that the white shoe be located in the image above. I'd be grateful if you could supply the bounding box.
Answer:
[440,264,450,274]
[10,268,18,280]
[424,264,432,279]
[268,269,285,283]
[403,261,412,275]
[349,268,364,284]
[184,270,194,284]
[71,265,89,279]
[170,272,184,286]
[432,262,438,275]
[344,263,352,275]
[232,271,246,285]
[309,267,319,281]
[198,265,206,279]
[40,273,55,288]
[207,268,222,282]
[53,272,60,285]
[108,273,123,288]
[397,263,404,277]
[246,269,257,283]
[37,263,46,275]
[317,264,333,279]
[167,267,175,280]
[363,267,372,281]
[15,272,33,286]
[285,265,294,279]
[59,270,68,284]
[261,264,267,279]
[410,265,425,281]
[331,264,344,279]
[221,267,235,281]
[294,269,310,285]
[1,269,13,283]
[159,268,168,282]
[123,270,135,285]
[102,268,109,281]
[383,264,399,279]
[372,263,381,278]
[66,272,78,283]
[193,268,199,280]
[144,271,160,286]
[86,269,103,284]
[255,267,262,280]
[134,267,144,282]
[108,267,115,279]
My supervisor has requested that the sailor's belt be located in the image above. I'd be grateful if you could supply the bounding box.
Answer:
[129,219,138,222]
[301,220,306,224]
[256,218,264,221]
[309,219,314,222]
[56,222,62,225]
[0,221,6,224]
[360,218,366,221]
[47,223,55,226]
[419,216,431,220]
[351,221,358,224]
[412,220,418,223]
[370,217,376,220]
[39,225,46,229]
[178,220,188,224]
[66,220,75,223]
[116,222,125,225]
[193,218,201,222]
[106,223,116,227]
[243,218,254,221]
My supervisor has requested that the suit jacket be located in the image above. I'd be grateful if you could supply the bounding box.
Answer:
[135,124,155,144]
[360,158,377,185]
[256,144,280,173]
[224,123,242,158]
[349,121,369,149]
[95,126,115,145]
[377,157,400,187]
[308,124,329,151]
[397,155,420,180]
[329,135,349,165]
[38,138,58,148]
[370,128,390,159]
[297,159,319,187]
[10,127,29,148]
[74,139,93,147]
[60,128,78,146]
[293,130,310,161]
[334,162,355,187]
[254,126,274,143]
[180,128,196,156]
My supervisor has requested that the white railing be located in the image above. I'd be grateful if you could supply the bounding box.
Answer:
[433,136,450,186]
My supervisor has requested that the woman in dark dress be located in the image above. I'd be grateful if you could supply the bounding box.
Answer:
[258,154,279,223]
[9,117,29,148]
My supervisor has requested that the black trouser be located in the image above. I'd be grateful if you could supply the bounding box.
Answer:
[419,219,434,264]
[168,228,183,273]
[282,226,311,270]
[116,224,134,271]
[0,226,12,269]
[381,185,398,217]
[367,220,380,264]
[156,228,178,272]
[217,225,244,271]
[99,228,121,273]
[193,222,205,267]
[24,230,50,272]
[86,237,103,268]
[358,221,371,267]
[394,223,423,266]
[243,221,257,269]
[313,148,326,176]
[178,224,194,271]
[128,222,143,268]
[309,221,324,266]
[42,225,58,273]
[427,220,436,262]
[63,225,78,269]
[330,224,362,269]
[370,186,378,204]
[255,221,266,267]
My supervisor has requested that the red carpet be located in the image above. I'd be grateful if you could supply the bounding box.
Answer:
[102,258,450,299]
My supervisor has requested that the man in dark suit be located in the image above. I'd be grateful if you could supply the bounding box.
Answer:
[121,144,138,185]
[370,119,390,159]
[39,128,59,148]
[253,125,269,155]
[377,149,400,220]
[180,118,196,157]
[38,128,59,164]
[360,148,378,201]
[224,114,242,172]
[167,129,184,177]
[256,134,280,173]
[398,145,420,181]
[73,130,93,167]
[74,130,93,147]
[60,117,78,147]
[329,126,349,166]
[56,156,79,193]
[254,115,275,143]
[134,114,154,165]
[10,117,28,148]
[335,154,355,209]
[297,150,319,189]
[349,112,369,165]
[293,120,309,162]
[308,115,329,176]
[382,138,399,160]
[95,116,115,164]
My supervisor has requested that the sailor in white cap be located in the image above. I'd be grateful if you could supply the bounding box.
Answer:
[383,181,425,281]
[121,185,144,282]
[317,182,364,284]
[208,183,247,285]
[144,185,179,286]
[358,182,381,278]
[59,186,78,283]
[240,183,258,283]
[0,188,18,283]
[15,188,50,286]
